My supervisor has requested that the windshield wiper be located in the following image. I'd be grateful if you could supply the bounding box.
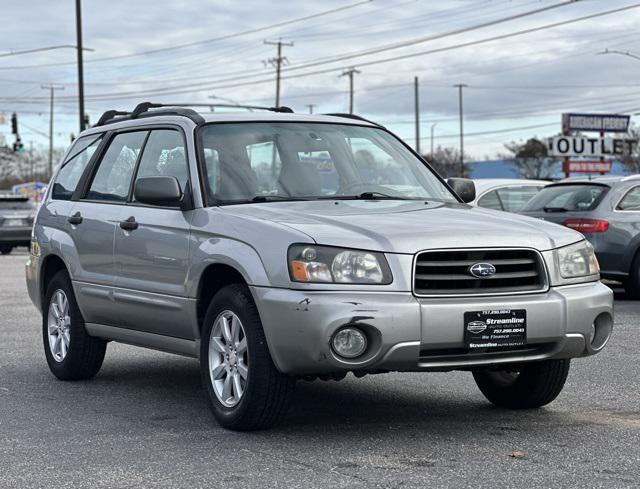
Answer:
[543,206,570,213]
[250,195,309,202]
[317,192,418,201]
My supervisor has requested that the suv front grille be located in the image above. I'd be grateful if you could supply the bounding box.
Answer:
[413,248,547,296]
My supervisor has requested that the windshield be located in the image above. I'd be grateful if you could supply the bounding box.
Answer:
[198,122,456,204]
[0,199,34,211]
[521,184,608,212]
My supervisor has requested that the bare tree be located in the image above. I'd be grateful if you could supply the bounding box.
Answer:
[503,138,555,179]
[620,126,640,174]
[423,146,468,178]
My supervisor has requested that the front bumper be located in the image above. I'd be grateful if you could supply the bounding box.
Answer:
[251,281,613,375]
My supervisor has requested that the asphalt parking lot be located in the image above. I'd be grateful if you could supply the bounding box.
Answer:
[1,250,639,488]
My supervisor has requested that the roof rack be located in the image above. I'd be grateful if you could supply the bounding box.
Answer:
[95,102,294,127]
[324,113,382,127]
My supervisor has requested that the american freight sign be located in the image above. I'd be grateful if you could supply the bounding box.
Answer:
[562,113,630,133]
[548,136,637,157]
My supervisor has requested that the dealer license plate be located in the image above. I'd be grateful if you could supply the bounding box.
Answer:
[464,309,527,349]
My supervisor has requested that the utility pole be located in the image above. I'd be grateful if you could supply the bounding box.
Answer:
[414,76,420,155]
[340,67,361,114]
[305,104,316,114]
[264,39,293,107]
[42,84,65,178]
[75,0,86,132]
[454,84,467,176]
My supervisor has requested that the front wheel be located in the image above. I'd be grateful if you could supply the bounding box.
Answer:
[0,245,12,255]
[200,284,295,431]
[473,359,570,409]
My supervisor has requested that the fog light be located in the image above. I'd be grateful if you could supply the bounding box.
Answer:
[331,327,367,359]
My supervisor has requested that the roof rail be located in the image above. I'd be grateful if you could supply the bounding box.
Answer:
[95,102,295,127]
[324,112,382,127]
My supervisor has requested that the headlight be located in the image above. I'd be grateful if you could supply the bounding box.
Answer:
[556,240,599,279]
[288,244,392,284]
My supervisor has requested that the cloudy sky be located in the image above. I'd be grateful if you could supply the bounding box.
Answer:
[1,0,640,159]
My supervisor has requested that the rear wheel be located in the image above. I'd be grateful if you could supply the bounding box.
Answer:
[200,284,295,430]
[473,359,570,409]
[43,270,107,380]
[0,245,12,255]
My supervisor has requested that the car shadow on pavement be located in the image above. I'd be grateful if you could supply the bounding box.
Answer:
[60,355,591,437]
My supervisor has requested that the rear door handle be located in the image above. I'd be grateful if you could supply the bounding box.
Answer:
[119,216,138,231]
[67,212,83,225]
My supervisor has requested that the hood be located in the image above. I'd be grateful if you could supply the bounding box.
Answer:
[221,200,583,254]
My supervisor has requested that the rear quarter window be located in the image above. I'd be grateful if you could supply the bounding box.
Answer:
[617,186,640,211]
[51,135,103,200]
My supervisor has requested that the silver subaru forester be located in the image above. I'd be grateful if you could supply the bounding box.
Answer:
[25,103,613,430]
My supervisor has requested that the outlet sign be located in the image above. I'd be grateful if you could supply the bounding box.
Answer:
[562,113,630,133]
[548,136,636,157]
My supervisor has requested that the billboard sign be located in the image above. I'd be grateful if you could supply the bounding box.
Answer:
[548,136,636,157]
[565,160,613,174]
[562,113,630,133]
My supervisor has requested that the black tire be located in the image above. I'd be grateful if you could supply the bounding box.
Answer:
[473,359,570,409]
[624,252,640,300]
[0,245,12,255]
[200,284,295,431]
[43,270,107,380]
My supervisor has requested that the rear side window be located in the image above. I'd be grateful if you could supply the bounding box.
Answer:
[134,130,188,195]
[522,184,607,212]
[51,135,102,200]
[496,186,543,212]
[617,186,640,211]
[86,131,147,202]
[477,190,502,210]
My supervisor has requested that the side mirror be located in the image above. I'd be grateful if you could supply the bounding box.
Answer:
[447,177,476,203]
[134,176,183,207]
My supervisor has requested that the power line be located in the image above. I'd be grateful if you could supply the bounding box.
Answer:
[0,0,372,70]
[37,2,639,103]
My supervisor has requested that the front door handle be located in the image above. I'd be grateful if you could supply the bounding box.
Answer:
[119,216,138,231]
[67,212,83,225]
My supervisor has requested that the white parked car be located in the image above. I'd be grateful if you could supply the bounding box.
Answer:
[472,179,548,213]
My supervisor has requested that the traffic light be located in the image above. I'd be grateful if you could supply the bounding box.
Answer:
[83,113,90,128]
[11,112,18,135]
[12,137,24,153]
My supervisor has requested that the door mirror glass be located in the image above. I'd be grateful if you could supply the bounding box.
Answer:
[447,177,476,203]
[134,176,183,207]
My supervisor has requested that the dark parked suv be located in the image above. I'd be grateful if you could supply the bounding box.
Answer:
[521,175,640,297]
[0,194,35,255]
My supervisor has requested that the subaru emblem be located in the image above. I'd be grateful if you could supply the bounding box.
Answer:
[469,262,496,278]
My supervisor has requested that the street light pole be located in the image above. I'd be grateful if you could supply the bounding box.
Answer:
[414,76,420,155]
[454,84,467,176]
[41,84,65,178]
[430,122,438,160]
[75,0,86,133]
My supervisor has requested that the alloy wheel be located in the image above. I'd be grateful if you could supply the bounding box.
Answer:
[47,290,71,362]
[208,310,249,407]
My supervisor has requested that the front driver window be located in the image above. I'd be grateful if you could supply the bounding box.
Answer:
[134,130,188,195]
